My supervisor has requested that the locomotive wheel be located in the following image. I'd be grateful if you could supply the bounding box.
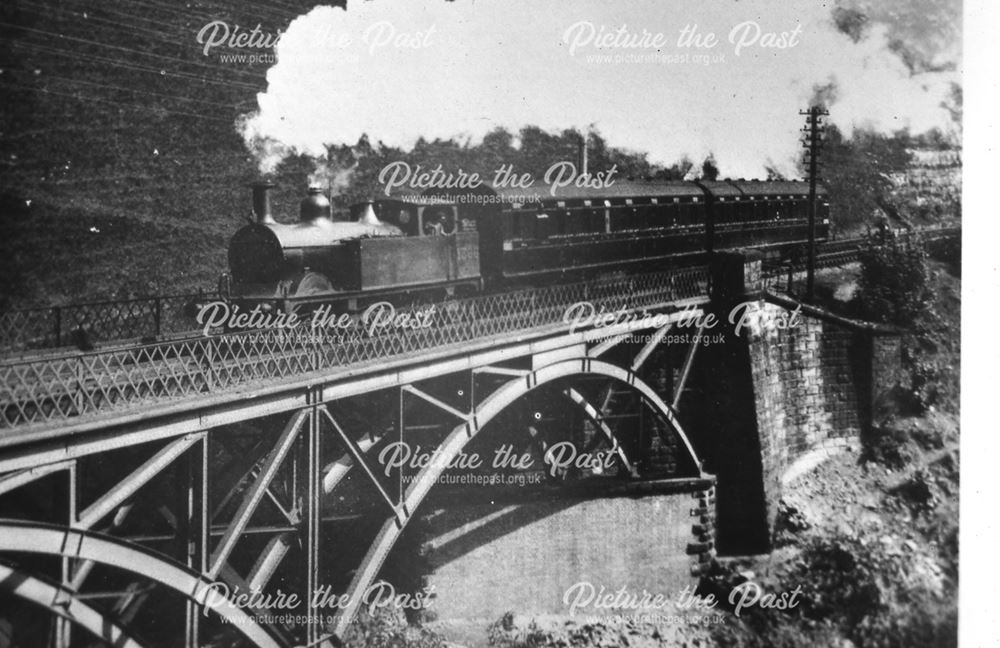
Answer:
[291,271,334,297]
[283,272,336,319]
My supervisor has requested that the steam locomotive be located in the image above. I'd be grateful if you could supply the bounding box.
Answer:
[222,178,829,310]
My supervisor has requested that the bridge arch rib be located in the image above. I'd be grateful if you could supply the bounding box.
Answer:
[0,563,143,648]
[0,520,283,648]
[331,356,704,637]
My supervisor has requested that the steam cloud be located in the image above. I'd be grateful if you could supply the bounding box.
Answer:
[239,0,960,180]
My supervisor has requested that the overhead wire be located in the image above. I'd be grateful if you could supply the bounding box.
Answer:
[1,81,236,123]
[0,1,311,175]
[12,73,250,109]
[8,40,265,92]
[17,0,285,82]
[0,21,271,83]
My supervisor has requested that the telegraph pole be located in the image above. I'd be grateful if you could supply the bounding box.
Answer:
[800,105,828,300]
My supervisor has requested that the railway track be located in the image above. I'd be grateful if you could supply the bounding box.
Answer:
[763,225,960,278]
[0,225,960,360]
[0,226,960,431]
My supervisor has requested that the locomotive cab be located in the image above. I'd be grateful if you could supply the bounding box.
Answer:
[357,198,463,238]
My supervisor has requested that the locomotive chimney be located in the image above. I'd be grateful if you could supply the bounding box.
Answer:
[300,186,332,221]
[250,181,276,224]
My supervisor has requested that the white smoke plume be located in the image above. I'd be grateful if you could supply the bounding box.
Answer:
[237,113,293,175]
[308,159,356,194]
[239,0,960,180]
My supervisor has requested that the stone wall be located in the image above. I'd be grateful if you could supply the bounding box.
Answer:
[416,480,715,622]
[744,301,867,533]
[686,251,898,552]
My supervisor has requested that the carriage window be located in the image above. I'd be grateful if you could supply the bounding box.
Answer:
[608,206,628,232]
[657,202,676,227]
[590,208,606,233]
[536,211,558,239]
[565,208,585,235]
[636,205,657,230]
[571,208,604,235]
[716,202,736,224]
[795,198,809,219]
[734,198,746,222]
[520,211,536,238]
[678,202,692,225]
[610,204,644,231]
[508,210,535,239]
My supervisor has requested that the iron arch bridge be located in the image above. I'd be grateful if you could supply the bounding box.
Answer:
[0,268,715,647]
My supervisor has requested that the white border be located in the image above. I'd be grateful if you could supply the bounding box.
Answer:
[961,1,998,645]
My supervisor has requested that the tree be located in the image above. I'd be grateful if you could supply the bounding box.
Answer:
[701,154,719,181]
[813,125,911,236]
[856,231,930,326]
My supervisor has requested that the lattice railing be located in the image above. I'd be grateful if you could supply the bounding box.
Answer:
[0,268,709,429]
[0,292,212,355]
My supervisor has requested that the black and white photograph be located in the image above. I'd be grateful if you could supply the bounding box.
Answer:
[0,1,981,646]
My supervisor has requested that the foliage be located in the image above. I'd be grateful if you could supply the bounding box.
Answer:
[486,613,550,648]
[340,608,446,648]
[701,154,720,181]
[816,125,913,235]
[792,536,956,648]
[706,534,956,648]
[855,231,931,326]
[854,232,962,412]
[861,422,916,469]
[773,499,812,547]
[485,610,714,647]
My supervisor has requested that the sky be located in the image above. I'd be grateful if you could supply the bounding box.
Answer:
[238,0,961,179]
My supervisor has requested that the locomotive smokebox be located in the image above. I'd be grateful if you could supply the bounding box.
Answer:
[250,180,276,224]
[300,186,331,221]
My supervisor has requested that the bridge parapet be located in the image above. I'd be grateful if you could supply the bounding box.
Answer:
[0,267,709,433]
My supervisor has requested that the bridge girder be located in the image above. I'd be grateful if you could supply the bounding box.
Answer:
[0,562,144,648]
